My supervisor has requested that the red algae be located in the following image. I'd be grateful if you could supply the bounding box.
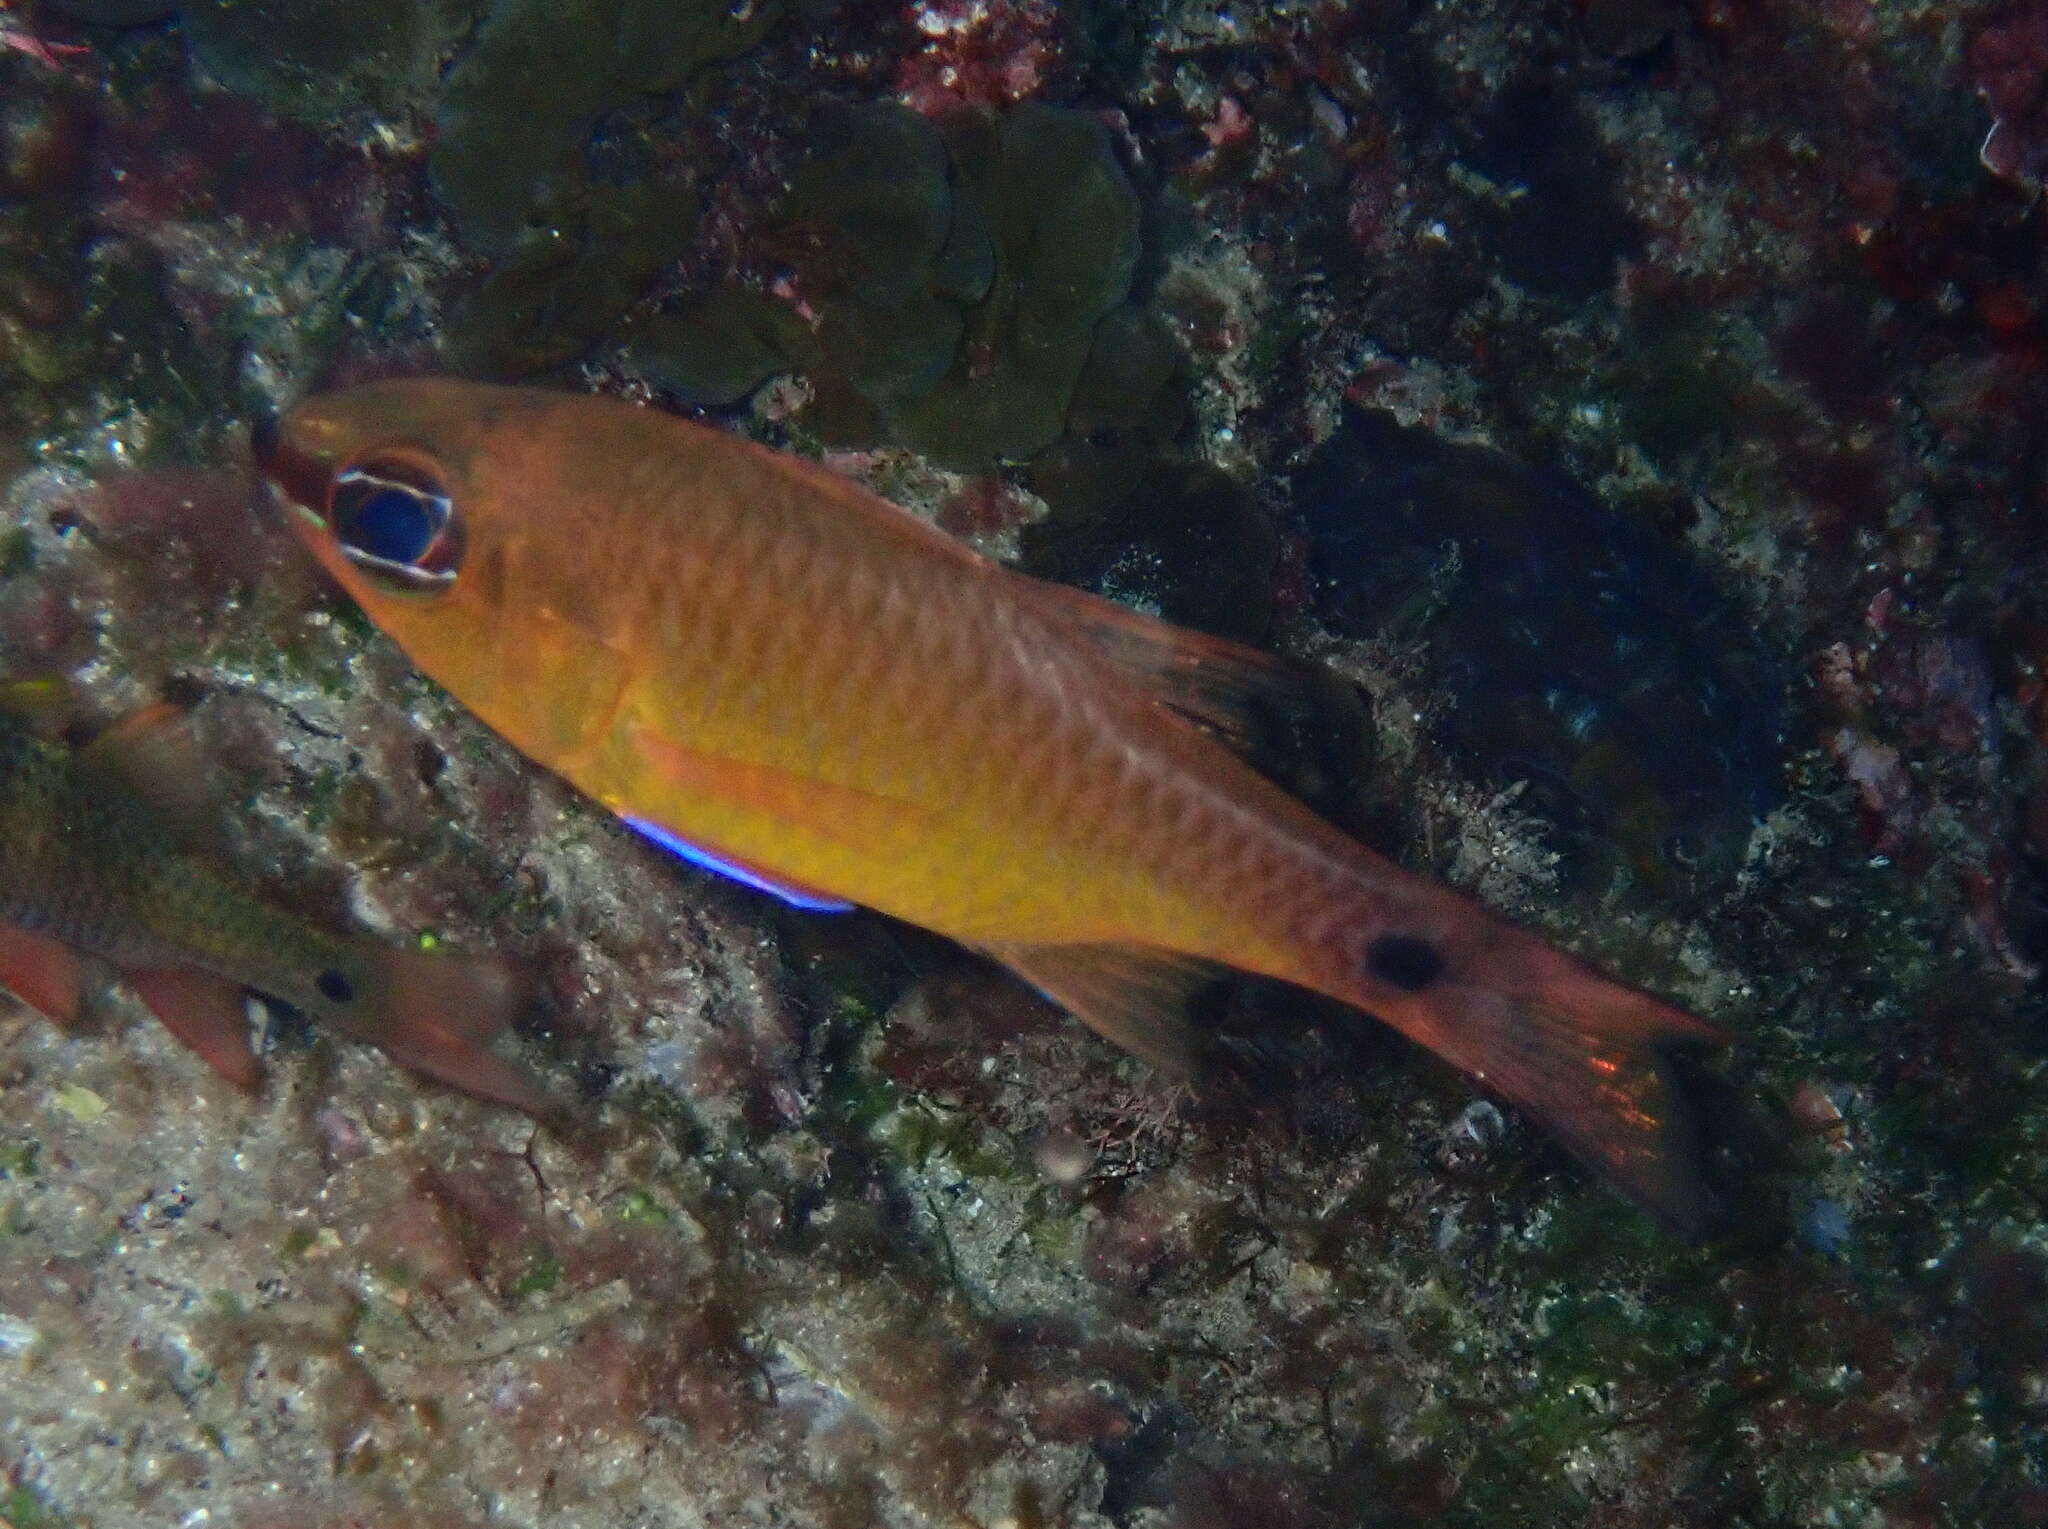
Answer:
[1971,2,2048,189]
[895,0,1063,115]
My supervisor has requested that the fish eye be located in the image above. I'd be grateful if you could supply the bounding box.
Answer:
[328,454,463,592]
[316,969,355,1003]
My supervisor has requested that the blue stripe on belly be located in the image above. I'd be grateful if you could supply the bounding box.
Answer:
[624,817,855,912]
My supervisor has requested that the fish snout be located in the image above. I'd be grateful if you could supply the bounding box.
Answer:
[250,410,334,527]
[248,409,281,470]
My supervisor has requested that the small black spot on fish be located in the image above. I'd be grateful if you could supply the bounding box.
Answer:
[316,969,355,1003]
[1366,934,1444,992]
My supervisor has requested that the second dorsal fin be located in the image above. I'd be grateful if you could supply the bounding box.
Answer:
[1018,576,1370,783]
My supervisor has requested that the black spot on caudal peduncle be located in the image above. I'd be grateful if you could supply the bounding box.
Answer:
[316,969,355,1003]
[1366,934,1444,992]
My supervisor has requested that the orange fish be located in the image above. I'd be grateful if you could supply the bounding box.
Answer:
[257,379,1729,1229]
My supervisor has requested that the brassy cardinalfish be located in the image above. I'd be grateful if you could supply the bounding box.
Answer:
[257,379,1731,1231]
[0,688,546,1113]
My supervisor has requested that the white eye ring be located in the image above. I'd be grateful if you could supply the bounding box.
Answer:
[329,461,462,591]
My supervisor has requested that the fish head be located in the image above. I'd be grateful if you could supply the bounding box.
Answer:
[254,378,636,763]
[254,376,545,604]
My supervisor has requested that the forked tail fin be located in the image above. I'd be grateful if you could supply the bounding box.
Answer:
[333,945,559,1121]
[1347,927,1728,1234]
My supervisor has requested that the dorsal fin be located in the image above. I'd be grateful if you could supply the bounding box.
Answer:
[77,701,219,840]
[1019,576,1361,764]
[978,940,1227,1076]
[0,682,220,842]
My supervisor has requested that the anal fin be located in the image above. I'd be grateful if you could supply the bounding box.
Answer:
[979,941,1225,1076]
[0,922,87,1024]
[121,964,261,1089]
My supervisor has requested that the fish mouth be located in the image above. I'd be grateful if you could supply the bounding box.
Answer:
[249,410,328,524]
[248,409,281,469]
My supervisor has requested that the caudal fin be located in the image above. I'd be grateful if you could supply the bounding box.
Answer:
[337,946,559,1121]
[1359,931,1728,1235]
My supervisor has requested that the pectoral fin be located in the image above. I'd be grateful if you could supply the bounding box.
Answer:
[979,941,1227,1076]
[506,605,639,765]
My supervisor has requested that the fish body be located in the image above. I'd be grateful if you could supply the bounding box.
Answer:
[261,379,1728,1228]
[0,699,543,1111]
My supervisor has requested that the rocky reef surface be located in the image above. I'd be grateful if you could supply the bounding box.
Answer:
[3,2,2047,1525]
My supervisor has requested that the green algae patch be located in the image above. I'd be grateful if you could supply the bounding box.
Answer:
[638,101,1172,469]
[0,1139,40,1179]
[432,0,778,256]
[623,287,798,408]
[613,1187,672,1226]
[881,104,1145,467]
[0,238,235,465]
[431,0,781,375]
[0,83,225,457]
[181,0,481,126]
[509,1244,562,1297]
[0,1485,71,1529]
[447,187,699,377]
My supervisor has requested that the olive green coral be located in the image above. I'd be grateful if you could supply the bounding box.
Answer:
[636,101,1176,471]
[431,0,781,375]
[431,0,778,255]
[181,0,480,126]
[887,104,1145,467]
[445,185,697,378]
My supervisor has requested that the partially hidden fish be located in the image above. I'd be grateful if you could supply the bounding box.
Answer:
[258,379,1729,1230]
[0,688,547,1113]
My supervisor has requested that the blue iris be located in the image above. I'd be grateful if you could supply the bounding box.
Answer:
[347,486,438,565]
